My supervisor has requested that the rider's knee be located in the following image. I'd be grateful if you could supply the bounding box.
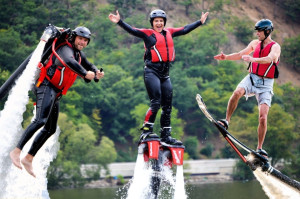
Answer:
[259,114,268,125]
[233,88,245,98]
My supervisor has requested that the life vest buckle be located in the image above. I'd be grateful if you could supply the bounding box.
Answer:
[37,62,44,69]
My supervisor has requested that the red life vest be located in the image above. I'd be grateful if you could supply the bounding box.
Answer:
[37,40,81,95]
[249,41,279,78]
[149,30,175,62]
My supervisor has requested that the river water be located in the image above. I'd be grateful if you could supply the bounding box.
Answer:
[49,180,268,199]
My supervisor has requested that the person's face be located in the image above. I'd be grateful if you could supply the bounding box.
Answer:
[256,30,266,41]
[153,17,165,32]
[74,36,89,51]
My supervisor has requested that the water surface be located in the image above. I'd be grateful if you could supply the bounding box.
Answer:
[49,181,268,199]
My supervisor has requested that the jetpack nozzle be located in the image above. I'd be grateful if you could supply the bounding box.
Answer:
[40,24,59,42]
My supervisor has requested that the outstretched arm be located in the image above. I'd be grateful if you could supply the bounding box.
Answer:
[109,10,148,39]
[171,12,209,37]
[214,40,257,61]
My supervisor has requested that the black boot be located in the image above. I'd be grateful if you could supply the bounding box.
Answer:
[139,123,159,144]
[160,127,182,146]
[257,149,268,158]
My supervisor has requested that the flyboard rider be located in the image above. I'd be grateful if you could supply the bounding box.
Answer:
[10,26,104,177]
[214,19,281,159]
[108,9,209,145]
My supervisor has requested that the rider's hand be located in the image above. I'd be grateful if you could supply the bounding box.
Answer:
[85,71,95,80]
[108,10,121,23]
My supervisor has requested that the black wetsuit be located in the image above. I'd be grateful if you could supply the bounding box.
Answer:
[17,43,98,156]
[117,19,202,128]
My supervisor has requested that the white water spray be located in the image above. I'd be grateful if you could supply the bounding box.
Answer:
[174,165,187,199]
[254,168,300,199]
[0,40,60,198]
[124,153,187,199]
[126,154,154,199]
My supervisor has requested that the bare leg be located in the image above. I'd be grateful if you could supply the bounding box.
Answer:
[10,148,22,169]
[219,87,245,127]
[257,103,269,150]
[21,154,36,178]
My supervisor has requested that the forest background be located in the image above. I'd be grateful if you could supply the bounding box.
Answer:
[0,0,299,188]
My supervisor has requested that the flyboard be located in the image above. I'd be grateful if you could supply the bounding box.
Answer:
[196,93,300,191]
[0,24,71,100]
[137,138,185,198]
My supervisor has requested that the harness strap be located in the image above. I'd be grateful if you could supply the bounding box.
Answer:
[36,38,79,87]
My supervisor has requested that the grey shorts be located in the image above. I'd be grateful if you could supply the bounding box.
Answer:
[237,73,274,107]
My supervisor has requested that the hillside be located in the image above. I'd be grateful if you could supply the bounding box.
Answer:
[223,0,300,86]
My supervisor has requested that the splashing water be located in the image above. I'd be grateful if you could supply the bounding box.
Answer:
[0,40,61,198]
[120,153,187,199]
[125,154,154,199]
[254,168,300,199]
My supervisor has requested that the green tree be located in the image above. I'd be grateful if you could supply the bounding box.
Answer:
[183,136,199,159]
[0,29,32,71]
[233,160,254,181]
[231,104,296,165]
[64,123,97,163]
[129,104,185,143]
[200,142,214,157]
[86,136,117,165]
[228,16,254,45]
[282,35,300,72]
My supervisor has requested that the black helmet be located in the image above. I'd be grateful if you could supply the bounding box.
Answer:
[72,26,91,44]
[254,19,273,38]
[149,9,167,26]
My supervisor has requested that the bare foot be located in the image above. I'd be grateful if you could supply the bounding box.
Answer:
[21,154,36,178]
[10,148,22,169]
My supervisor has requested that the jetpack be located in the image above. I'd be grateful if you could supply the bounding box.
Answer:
[0,24,72,100]
[195,94,300,192]
[138,138,185,198]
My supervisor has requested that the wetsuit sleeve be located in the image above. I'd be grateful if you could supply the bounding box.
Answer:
[117,19,149,39]
[57,46,87,78]
[80,51,98,73]
[170,20,202,37]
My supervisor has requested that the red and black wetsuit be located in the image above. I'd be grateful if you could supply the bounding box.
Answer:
[17,42,98,156]
[117,19,202,128]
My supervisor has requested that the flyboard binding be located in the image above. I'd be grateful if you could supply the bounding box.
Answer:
[138,138,185,197]
[196,94,300,191]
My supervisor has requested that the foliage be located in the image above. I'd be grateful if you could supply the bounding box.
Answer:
[276,0,300,22]
[279,83,300,131]
[282,35,300,72]
[0,29,32,71]
[282,144,300,180]
[231,103,296,166]
[47,113,117,188]
[228,16,254,45]
[232,160,254,181]
[129,104,185,143]
[220,145,236,159]
[200,142,214,157]
[183,136,199,159]
[86,136,118,164]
